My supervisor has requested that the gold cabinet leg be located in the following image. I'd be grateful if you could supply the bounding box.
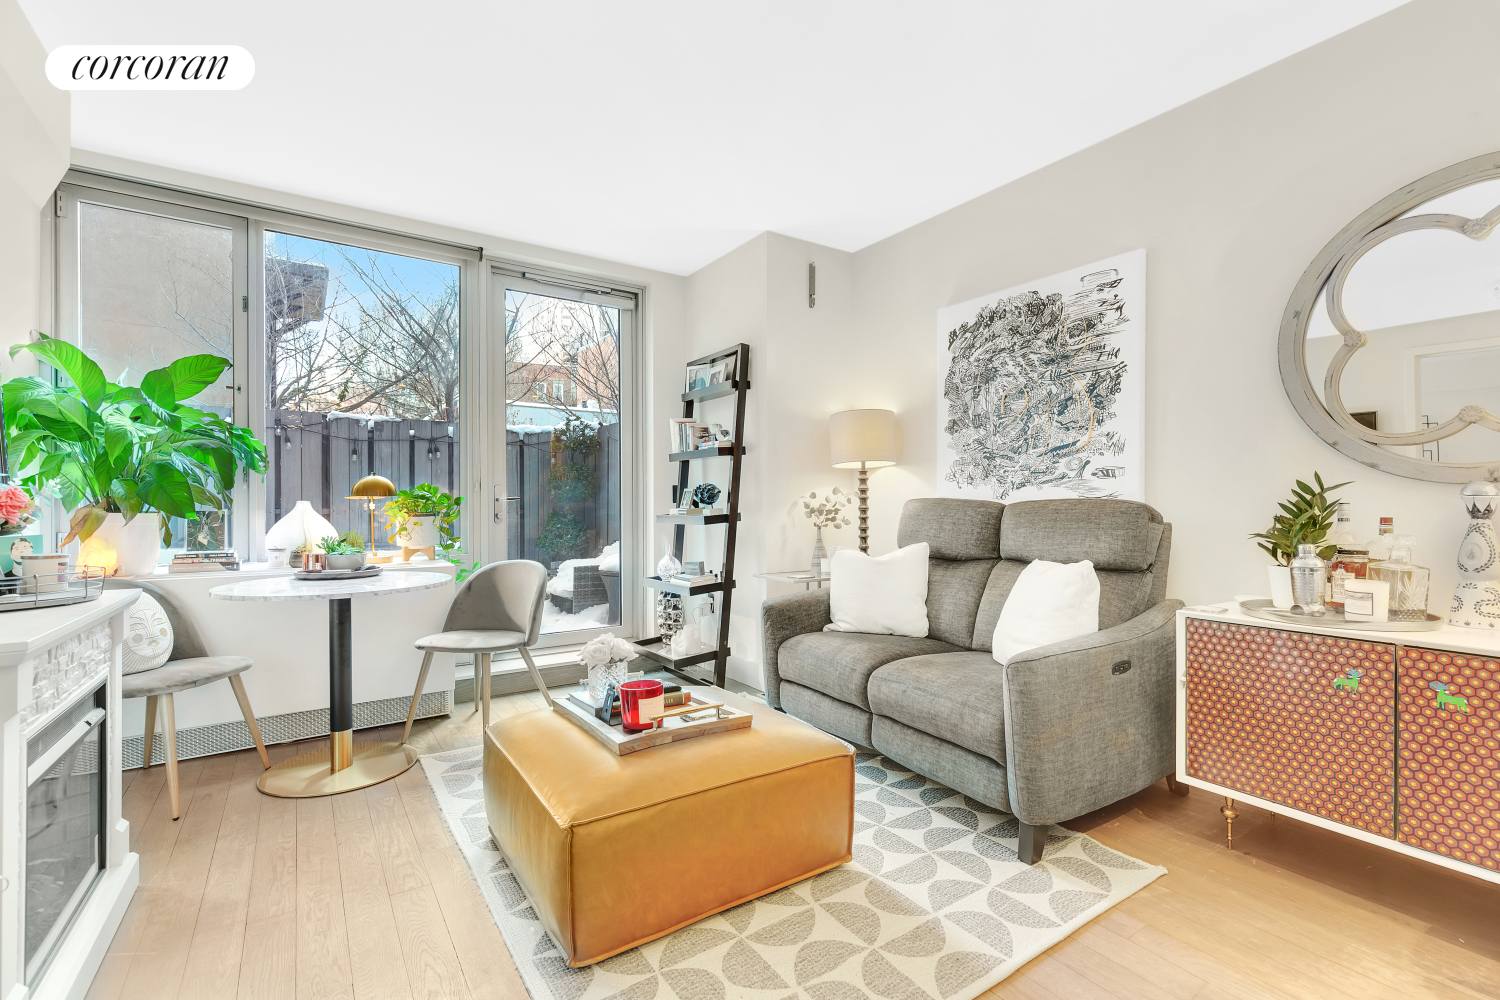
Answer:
[162,694,181,820]
[1221,796,1239,849]
[1165,772,1189,796]
[142,695,158,769]
[228,673,271,769]
[403,651,434,745]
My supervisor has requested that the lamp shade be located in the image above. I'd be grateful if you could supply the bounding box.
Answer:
[347,474,397,499]
[265,500,339,552]
[830,409,898,469]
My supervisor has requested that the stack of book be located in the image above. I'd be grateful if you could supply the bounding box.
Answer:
[670,572,718,587]
[569,684,690,726]
[169,550,240,573]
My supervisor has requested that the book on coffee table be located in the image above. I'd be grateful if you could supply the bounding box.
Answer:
[555,687,752,755]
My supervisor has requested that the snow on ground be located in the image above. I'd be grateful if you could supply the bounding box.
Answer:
[541,601,612,634]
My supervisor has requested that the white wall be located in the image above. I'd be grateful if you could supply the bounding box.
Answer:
[0,0,67,376]
[686,0,1500,688]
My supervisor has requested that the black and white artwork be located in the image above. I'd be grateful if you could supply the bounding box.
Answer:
[936,250,1146,503]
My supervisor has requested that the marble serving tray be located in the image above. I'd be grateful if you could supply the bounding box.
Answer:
[293,566,383,581]
[1238,598,1444,631]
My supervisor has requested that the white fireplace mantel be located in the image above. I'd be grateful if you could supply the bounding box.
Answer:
[0,589,140,1000]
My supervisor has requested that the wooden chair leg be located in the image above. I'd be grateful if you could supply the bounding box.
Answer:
[478,652,491,731]
[517,646,553,708]
[162,693,181,821]
[228,674,271,770]
[1165,772,1190,796]
[403,651,434,745]
[142,695,158,769]
[471,658,482,715]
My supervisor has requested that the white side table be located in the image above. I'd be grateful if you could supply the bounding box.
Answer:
[755,570,831,590]
[211,571,451,797]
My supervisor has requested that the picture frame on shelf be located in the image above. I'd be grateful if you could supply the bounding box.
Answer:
[690,424,715,450]
[707,359,733,385]
[686,365,712,392]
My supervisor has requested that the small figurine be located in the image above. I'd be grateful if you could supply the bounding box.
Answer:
[691,483,721,509]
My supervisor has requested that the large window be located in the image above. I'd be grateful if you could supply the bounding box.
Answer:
[54,175,643,649]
[263,232,461,550]
[500,274,629,637]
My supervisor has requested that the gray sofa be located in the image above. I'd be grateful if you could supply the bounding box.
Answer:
[761,497,1182,865]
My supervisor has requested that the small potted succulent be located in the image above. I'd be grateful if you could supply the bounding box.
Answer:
[579,631,639,705]
[386,482,462,559]
[317,535,367,572]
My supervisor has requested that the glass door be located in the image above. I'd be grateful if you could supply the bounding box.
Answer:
[492,269,635,644]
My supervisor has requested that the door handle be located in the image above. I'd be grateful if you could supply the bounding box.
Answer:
[494,494,520,524]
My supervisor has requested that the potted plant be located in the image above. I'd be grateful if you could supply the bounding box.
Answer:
[3,335,268,576]
[386,482,462,559]
[1249,472,1349,609]
[317,535,366,572]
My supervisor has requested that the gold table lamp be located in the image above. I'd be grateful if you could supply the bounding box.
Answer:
[830,409,898,553]
[347,474,397,564]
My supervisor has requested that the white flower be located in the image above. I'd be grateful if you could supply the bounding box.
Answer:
[580,632,638,667]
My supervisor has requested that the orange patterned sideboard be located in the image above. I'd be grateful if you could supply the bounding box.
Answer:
[1176,606,1500,885]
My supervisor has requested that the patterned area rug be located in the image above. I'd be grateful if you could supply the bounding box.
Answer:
[421,746,1165,1000]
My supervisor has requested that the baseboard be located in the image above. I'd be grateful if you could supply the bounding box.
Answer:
[125,689,454,768]
[453,661,586,702]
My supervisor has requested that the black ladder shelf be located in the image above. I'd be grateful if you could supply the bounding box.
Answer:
[634,343,749,689]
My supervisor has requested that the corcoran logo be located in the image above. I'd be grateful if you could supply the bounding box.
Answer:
[45,45,254,91]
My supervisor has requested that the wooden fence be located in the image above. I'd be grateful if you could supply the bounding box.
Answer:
[267,410,619,565]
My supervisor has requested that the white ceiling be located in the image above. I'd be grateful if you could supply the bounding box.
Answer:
[20,1,1409,275]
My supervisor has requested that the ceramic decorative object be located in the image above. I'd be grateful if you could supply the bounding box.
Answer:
[266,500,339,553]
[656,592,684,638]
[1451,482,1500,629]
[656,541,682,581]
[76,512,162,577]
[580,632,638,703]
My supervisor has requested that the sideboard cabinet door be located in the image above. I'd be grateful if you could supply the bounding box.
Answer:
[1184,619,1396,837]
[1397,647,1500,874]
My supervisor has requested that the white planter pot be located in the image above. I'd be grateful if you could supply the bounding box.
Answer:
[78,512,162,578]
[326,553,365,571]
[266,499,339,553]
[1267,565,1295,610]
[401,516,442,549]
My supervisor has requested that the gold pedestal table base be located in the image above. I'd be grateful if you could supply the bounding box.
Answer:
[258,736,421,798]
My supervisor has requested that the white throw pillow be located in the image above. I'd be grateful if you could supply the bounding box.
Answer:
[992,559,1100,665]
[824,542,930,637]
[123,593,173,674]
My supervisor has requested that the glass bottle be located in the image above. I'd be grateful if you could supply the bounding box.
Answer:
[1290,543,1327,613]
[1326,502,1358,549]
[1328,549,1369,611]
[1367,536,1430,622]
[656,541,681,581]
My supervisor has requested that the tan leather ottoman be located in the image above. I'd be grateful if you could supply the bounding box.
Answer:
[482,692,854,967]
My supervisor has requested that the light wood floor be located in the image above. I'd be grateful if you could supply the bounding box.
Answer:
[86,686,1500,1000]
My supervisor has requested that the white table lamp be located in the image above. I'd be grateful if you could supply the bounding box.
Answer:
[830,409,898,553]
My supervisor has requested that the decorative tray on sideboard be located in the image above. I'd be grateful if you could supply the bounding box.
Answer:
[1236,598,1444,631]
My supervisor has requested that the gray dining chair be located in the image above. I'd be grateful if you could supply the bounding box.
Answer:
[106,580,271,820]
[402,559,552,740]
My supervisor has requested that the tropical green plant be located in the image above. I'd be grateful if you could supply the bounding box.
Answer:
[1249,472,1352,565]
[385,482,462,559]
[3,335,268,545]
[319,534,364,556]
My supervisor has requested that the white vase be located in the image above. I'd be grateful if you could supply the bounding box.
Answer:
[266,500,339,553]
[401,515,442,549]
[1267,565,1295,610]
[78,512,162,578]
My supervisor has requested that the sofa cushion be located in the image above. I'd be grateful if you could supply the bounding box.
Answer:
[897,498,1003,560]
[926,558,998,646]
[867,651,1007,764]
[972,559,1157,644]
[778,632,963,710]
[999,499,1164,572]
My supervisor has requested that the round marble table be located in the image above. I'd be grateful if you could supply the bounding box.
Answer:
[211,571,452,798]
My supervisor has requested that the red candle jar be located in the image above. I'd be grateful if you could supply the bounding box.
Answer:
[619,679,665,732]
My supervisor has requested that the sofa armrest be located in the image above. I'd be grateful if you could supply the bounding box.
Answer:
[760,589,832,709]
[1000,599,1183,826]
